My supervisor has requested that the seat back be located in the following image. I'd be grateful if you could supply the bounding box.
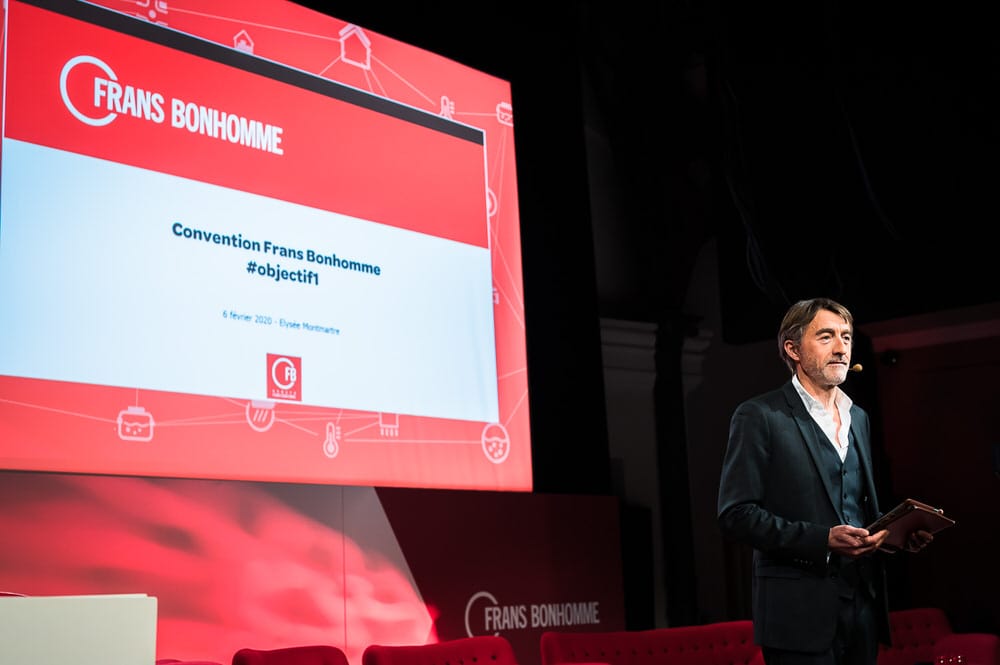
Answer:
[540,621,760,665]
[934,632,1000,665]
[878,607,953,665]
[363,636,517,665]
[232,645,350,665]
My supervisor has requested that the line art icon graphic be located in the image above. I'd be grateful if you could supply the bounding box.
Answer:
[246,400,276,432]
[117,405,155,442]
[323,422,341,458]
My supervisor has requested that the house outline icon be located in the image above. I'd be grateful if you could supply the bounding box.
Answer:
[339,24,372,71]
[233,29,254,53]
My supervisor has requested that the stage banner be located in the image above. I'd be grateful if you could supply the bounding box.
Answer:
[0,471,625,665]
[375,488,627,662]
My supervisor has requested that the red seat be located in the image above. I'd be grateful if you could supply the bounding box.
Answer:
[539,621,763,665]
[232,645,350,665]
[363,636,518,665]
[878,607,1000,665]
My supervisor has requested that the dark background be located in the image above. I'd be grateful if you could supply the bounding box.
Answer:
[304,0,1000,634]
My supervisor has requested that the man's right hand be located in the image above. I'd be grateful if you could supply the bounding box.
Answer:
[828,524,888,558]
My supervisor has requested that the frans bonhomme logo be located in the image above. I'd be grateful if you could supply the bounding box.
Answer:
[59,55,284,155]
[464,590,601,637]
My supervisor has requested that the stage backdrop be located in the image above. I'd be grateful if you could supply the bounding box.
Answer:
[0,471,626,664]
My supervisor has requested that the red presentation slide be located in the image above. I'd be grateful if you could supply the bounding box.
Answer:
[0,0,531,490]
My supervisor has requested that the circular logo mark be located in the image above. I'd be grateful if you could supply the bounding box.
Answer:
[270,356,297,390]
[60,55,117,127]
[464,590,499,637]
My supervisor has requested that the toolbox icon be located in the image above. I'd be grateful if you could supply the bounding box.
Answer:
[117,405,155,442]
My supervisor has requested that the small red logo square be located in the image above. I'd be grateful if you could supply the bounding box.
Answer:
[267,354,301,402]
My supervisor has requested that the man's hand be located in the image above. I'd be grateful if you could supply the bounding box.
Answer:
[904,528,934,553]
[828,524,889,558]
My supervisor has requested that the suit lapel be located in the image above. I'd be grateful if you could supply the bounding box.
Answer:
[782,382,845,522]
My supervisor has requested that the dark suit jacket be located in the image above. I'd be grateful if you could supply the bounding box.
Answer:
[717,380,890,652]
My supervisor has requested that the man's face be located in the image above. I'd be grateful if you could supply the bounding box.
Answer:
[789,309,852,389]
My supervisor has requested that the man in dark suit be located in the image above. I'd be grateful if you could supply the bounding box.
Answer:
[717,298,930,665]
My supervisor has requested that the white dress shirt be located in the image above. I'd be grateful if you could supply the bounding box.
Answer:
[792,374,853,462]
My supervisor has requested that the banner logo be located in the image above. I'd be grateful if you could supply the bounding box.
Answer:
[267,354,301,401]
[58,55,284,155]
[463,590,601,637]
